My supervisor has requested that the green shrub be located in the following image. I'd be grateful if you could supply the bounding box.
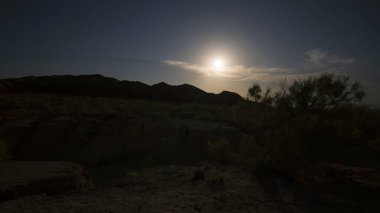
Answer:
[139,155,157,167]
[243,73,377,174]
[207,138,233,164]
[207,136,273,172]
[0,139,9,161]
[237,136,272,172]
[264,124,310,174]
[369,137,380,151]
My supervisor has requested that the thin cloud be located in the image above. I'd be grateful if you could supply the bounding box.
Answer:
[162,60,293,81]
[163,49,355,83]
[162,60,210,76]
[305,48,355,65]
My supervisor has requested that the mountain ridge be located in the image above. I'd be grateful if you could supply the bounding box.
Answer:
[0,74,243,105]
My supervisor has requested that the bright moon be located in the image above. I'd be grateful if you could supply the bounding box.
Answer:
[212,58,224,72]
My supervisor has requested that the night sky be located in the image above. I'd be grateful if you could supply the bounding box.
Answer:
[1,0,379,106]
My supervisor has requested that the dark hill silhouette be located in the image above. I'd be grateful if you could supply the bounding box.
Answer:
[0,74,243,105]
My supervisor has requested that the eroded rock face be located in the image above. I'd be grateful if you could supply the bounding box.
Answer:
[320,163,380,190]
[0,161,92,201]
[0,117,242,164]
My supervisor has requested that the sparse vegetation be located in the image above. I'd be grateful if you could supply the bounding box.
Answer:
[244,73,380,174]
[207,136,272,172]
[0,139,9,161]
[204,73,379,176]
[0,93,235,122]
[0,74,379,212]
[207,138,233,164]
[0,73,379,176]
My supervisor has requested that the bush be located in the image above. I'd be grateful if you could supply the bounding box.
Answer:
[207,138,233,164]
[207,136,273,172]
[0,139,9,161]
[237,136,272,172]
[247,83,273,105]
[244,73,379,174]
[247,73,365,112]
[369,137,380,151]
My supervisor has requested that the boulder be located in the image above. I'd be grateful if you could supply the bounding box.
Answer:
[320,163,380,190]
[0,161,92,201]
[0,117,243,164]
[79,118,242,164]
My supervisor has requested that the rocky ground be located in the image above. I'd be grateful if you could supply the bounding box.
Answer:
[1,162,379,213]
[0,116,241,164]
[1,96,379,212]
[0,161,92,201]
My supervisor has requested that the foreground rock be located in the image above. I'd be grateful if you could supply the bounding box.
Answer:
[0,164,286,212]
[0,161,92,201]
[1,163,379,212]
[0,117,242,164]
[319,163,380,190]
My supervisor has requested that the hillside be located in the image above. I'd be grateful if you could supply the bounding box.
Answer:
[0,74,243,105]
[1,74,380,212]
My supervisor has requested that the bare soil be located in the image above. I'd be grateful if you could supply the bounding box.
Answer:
[1,162,379,213]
